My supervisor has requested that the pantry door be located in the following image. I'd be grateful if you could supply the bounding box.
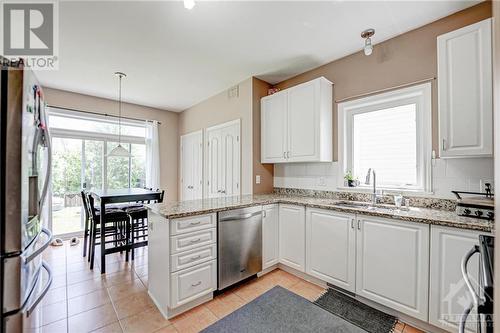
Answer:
[205,120,241,198]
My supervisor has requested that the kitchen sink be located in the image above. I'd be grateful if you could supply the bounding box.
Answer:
[334,201,397,212]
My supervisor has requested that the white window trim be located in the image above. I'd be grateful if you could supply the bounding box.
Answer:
[338,82,432,194]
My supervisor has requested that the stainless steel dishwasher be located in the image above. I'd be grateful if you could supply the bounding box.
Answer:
[218,206,262,290]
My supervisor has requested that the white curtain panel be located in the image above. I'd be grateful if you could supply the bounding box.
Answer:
[145,120,161,190]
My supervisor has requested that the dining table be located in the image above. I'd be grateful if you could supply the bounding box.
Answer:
[89,188,162,273]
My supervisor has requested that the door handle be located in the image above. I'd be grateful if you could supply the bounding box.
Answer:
[350,219,354,229]
[357,220,361,230]
[191,281,202,287]
[220,190,226,194]
[190,238,201,243]
[190,255,202,261]
[287,151,290,159]
[442,139,446,151]
[459,245,480,333]
[189,221,201,226]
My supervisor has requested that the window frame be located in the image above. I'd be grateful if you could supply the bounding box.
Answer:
[338,82,432,193]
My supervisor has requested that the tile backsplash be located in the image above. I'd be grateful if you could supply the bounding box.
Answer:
[273,158,494,199]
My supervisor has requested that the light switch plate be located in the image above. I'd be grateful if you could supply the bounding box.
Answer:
[256,175,261,184]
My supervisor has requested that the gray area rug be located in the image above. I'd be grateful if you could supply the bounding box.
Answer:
[314,288,397,333]
[201,286,367,333]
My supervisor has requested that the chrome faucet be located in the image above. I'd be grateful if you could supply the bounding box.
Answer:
[365,168,377,206]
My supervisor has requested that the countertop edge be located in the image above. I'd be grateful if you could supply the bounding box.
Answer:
[147,198,493,233]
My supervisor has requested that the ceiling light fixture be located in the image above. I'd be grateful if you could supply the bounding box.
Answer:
[184,0,195,10]
[108,72,132,158]
[361,28,375,56]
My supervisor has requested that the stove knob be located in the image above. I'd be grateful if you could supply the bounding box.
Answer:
[487,212,494,220]
[463,208,471,215]
[475,210,483,217]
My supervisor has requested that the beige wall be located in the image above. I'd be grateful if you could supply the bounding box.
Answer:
[178,78,253,195]
[43,87,180,201]
[274,1,492,160]
[252,78,273,194]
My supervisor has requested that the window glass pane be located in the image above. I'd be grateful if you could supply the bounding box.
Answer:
[131,144,146,188]
[84,140,103,191]
[352,104,417,187]
[49,114,145,138]
[106,142,130,189]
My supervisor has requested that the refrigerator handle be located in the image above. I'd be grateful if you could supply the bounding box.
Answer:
[26,261,52,317]
[459,245,480,333]
[38,107,52,212]
[22,228,52,264]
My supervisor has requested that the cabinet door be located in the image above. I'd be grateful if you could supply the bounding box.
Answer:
[438,18,493,157]
[279,204,305,272]
[262,204,279,269]
[429,226,486,333]
[180,131,203,201]
[356,215,429,321]
[306,208,356,292]
[261,92,287,163]
[287,80,318,162]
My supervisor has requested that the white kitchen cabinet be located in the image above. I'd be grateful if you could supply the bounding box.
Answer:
[261,91,288,163]
[262,204,279,269]
[438,18,493,158]
[279,204,305,272]
[205,119,241,198]
[180,130,203,201]
[306,208,356,292]
[355,215,429,321]
[261,77,332,163]
[170,260,217,308]
[429,226,487,333]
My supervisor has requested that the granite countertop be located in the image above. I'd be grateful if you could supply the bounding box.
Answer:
[146,194,494,232]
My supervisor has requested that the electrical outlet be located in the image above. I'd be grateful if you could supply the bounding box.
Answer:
[317,177,326,186]
[255,175,261,184]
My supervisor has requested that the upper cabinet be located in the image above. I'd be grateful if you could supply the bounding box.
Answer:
[261,77,333,163]
[437,18,493,158]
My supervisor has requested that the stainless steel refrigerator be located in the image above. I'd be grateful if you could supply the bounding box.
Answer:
[1,59,53,332]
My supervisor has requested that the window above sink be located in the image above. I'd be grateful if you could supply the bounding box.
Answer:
[338,83,432,193]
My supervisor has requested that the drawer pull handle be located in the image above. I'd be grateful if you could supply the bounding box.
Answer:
[190,238,201,243]
[190,255,201,261]
[189,221,201,225]
[192,281,202,287]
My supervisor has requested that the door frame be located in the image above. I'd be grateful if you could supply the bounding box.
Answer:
[203,119,241,199]
[180,130,203,201]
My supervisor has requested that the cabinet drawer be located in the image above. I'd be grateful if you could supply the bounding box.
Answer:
[170,260,217,308]
[170,214,216,236]
[170,228,216,254]
[170,244,217,273]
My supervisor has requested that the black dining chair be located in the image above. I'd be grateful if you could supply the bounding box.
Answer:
[86,193,130,269]
[125,189,165,260]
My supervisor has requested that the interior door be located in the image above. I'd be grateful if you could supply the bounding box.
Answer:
[206,128,222,198]
[205,120,241,198]
[181,131,203,201]
[220,123,240,197]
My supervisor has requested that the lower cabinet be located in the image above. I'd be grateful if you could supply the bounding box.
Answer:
[355,215,430,321]
[170,259,217,308]
[279,204,306,272]
[429,226,486,333]
[262,204,279,269]
[306,208,356,292]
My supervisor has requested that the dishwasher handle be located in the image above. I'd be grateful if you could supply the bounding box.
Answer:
[219,211,262,222]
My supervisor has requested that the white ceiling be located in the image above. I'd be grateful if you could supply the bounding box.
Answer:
[38,0,480,112]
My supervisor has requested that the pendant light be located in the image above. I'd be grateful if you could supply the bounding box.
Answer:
[361,28,375,56]
[108,72,131,157]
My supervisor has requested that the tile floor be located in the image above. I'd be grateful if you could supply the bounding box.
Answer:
[40,240,423,333]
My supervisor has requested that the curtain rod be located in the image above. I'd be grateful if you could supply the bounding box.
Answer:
[335,77,436,104]
[47,105,162,125]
